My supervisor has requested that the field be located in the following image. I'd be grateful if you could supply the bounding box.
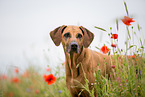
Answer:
[0,2,145,97]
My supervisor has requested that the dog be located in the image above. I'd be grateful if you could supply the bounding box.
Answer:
[50,25,113,97]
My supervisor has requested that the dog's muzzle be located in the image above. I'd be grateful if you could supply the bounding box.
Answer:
[67,41,79,53]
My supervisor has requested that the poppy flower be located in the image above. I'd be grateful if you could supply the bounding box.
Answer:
[111,65,116,69]
[111,44,116,48]
[111,34,118,39]
[15,68,19,73]
[46,68,51,72]
[11,77,19,83]
[35,89,40,94]
[121,16,135,26]
[130,55,135,58]
[8,92,14,97]
[101,45,109,54]
[1,75,7,80]
[22,70,29,77]
[43,74,56,85]
[29,86,33,89]
[116,77,120,82]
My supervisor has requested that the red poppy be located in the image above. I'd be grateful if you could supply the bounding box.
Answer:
[35,89,40,94]
[130,55,135,58]
[2,75,7,80]
[46,68,51,72]
[11,77,19,83]
[101,45,109,54]
[121,16,135,26]
[116,77,120,82]
[43,74,56,85]
[15,68,19,73]
[8,92,14,97]
[111,44,116,48]
[22,70,29,77]
[111,65,116,69]
[111,34,118,39]
[29,86,33,89]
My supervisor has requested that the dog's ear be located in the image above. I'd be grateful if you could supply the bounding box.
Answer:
[50,25,67,46]
[79,26,94,48]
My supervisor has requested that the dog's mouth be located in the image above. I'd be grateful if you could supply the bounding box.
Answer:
[66,41,79,53]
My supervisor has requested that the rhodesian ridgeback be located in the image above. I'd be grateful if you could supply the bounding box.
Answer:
[50,25,112,97]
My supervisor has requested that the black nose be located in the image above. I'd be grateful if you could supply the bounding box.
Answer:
[70,42,79,53]
[71,44,78,49]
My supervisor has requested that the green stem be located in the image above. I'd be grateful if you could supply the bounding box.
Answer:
[124,1,129,16]
[126,26,131,39]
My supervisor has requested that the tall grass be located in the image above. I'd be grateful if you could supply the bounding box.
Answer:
[0,66,70,97]
[82,1,145,97]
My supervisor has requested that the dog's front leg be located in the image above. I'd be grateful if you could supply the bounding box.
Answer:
[65,60,72,87]
[66,76,78,97]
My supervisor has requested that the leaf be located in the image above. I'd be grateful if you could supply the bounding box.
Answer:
[95,46,100,50]
[126,26,131,39]
[124,1,129,16]
[140,38,143,47]
[76,62,81,68]
[108,51,110,56]
[78,89,84,96]
[116,19,119,31]
[121,49,123,52]
[117,47,121,54]
[127,45,137,50]
[129,45,136,49]
[137,24,142,31]
[108,33,110,36]
[94,26,107,32]
[141,46,144,49]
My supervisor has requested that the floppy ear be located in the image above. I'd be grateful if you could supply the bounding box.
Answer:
[50,25,67,46]
[79,26,94,48]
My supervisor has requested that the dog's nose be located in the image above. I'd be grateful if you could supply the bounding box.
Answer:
[71,44,78,49]
[70,41,79,53]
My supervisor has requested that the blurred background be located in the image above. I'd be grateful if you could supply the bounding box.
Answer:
[0,0,145,74]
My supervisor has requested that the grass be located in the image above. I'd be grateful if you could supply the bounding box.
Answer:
[0,1,145,97]
[0,55,145,97]
[0,66,70,97]
[94,56,145,97]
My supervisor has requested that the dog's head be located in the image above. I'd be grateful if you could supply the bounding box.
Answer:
[50,25,94,54]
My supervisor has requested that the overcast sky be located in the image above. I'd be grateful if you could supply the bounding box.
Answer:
[0,0,145,73]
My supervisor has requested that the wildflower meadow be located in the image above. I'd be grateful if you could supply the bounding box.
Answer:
[0,1,145,97]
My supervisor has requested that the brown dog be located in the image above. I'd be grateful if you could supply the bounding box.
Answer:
[50,25,112,97]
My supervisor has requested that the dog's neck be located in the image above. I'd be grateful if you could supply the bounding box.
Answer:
[64,47,86,78]
[66,46,85,64]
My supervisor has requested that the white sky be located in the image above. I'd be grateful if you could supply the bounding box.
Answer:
[0,0,145,73]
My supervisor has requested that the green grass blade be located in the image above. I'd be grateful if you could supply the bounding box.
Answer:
[127,45,137,50]
[116,19,119,31]
[126,26,131,39]
[140,38,143,47]
[95,46,100,50]
[124,1,129,16]
[137,24,142,31]
[94,26,107,32]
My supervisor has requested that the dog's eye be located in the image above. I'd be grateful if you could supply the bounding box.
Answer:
[77,34,82,39]
[64,32,71,38]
